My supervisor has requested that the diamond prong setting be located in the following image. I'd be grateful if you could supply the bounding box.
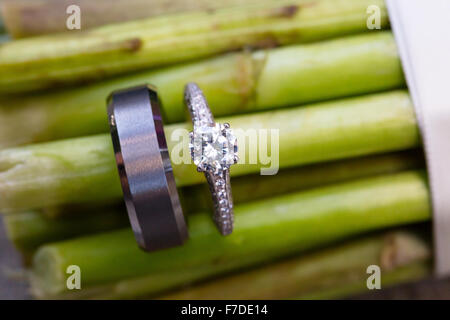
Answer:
[190,123,238,174]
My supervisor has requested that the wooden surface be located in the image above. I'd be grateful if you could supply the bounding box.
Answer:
[0,215,449,300]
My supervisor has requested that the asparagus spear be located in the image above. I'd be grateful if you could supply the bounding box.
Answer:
[30,171,431,298]
[35,230,430,299]
[1,0,265,38]
[160,230,431,300]
[305,262,429,299]
[184,150,424,212]
[3,205,127,259]
[0,0,389,94]
[0,91,420,212]
[4,150,423,256]
[0,32,403,148]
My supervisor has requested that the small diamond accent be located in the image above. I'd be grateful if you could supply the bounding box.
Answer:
[215,179,225,187]
[217,190,227,199]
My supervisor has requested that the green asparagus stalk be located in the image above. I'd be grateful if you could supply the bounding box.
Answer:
[3,205,128,258]
[305,262,430,299]
[0,32,403,148]
[4,150,423,256]
[30,171,431,298]
[1,0,266,38]
[41,230,430,300]
[184,150,423,212]
[160,230,431,300]
[0,0,389,94]
[0,91,419,212]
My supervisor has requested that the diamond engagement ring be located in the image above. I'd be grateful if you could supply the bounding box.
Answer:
[184,83,238,235]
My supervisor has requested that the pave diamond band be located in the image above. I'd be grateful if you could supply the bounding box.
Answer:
[206,170,234,235]
[184,83,238,235]
[184,83,214,127]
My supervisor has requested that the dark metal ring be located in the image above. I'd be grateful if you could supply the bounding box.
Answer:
[107,84,188,251]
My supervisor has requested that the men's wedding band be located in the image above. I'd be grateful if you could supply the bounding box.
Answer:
[107,85,188,251]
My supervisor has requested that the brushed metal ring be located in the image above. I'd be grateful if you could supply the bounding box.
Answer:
[107,84,188,251]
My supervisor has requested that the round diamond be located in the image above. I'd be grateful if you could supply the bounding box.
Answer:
[190,123,238,173]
